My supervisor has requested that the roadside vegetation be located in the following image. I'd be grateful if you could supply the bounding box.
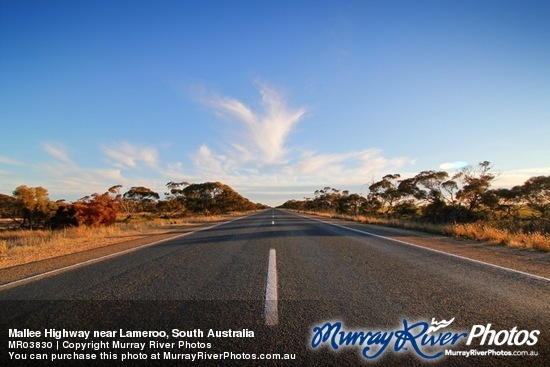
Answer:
[0,181,268,266]
[0,161,548,267]
[279,161,549,252]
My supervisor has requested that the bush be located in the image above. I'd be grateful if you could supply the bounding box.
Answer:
[48,205,78,229]
[74,193,119,226]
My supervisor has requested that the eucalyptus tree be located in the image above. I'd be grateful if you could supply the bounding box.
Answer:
[520,175,549,219]
[367,174,402,215]
[455,161,496,219]
[12,185,54,229]
[123,186,160,213]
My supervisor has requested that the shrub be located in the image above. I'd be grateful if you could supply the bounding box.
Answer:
[74,193,119,226]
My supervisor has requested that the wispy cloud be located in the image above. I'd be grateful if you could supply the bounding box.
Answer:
[494,167,550,188]
[47,167,126,187]
[439,161,468,170]
[209,83,306,165]
[192,144,228,174]
[41,142,72,163]
[102,142,159,169]
[193,83,412,194]
[157,162,190,181]
[0,155,25,166]
[0,139,192,201]
[285,149,409,183]
[0,83,416,205]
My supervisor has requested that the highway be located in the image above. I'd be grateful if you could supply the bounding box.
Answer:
[1,209,548,366]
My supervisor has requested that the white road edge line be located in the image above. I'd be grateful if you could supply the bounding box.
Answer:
[291,211,550,283]
[0,212,261,290]
[264,248,278,326]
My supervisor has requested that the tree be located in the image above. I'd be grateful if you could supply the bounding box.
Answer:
[311,187,342,212]
[12,185,55,229]
[489,187,523,221]
[396,170,450,222]
[155,181,190,217]
[181,182,255,214]
[108,185,123,200]
[455,161,496,220]
[122,186,160,214]
[337,193,366,215]
[165,181,190,198]
[155,198,185,218]
[413,171,450,205]
[520,176,549,219]
[396,177,422,203]
[0,194,16,219]
[48,203,79,229]
[124,187,160,202]
[367,174,402,215]
[442,179,459,206]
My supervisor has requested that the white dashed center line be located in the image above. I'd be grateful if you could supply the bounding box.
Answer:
[264,249,278,326]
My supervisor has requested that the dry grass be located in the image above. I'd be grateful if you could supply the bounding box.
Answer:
[0,224,157,268]
[448,223,549,252]
[0,212,251,268]
[299,210,550,252]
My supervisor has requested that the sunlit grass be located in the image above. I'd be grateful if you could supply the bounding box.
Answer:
[449,222,549,252]
[300,211,550,252]
[0,224,150,263]
[0,212,251,268]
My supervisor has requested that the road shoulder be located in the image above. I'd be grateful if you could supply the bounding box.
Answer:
[0,215,251,286]
[292,211,550,280]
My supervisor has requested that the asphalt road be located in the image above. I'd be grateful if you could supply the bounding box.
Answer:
[1,209,549,366]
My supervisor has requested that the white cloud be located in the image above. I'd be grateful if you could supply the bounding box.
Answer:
[102,142,159,169]
[210,83,306,165]
[0,155,24,166]
[157,162,188,180]
[285,149,408,184]
[192,144,229,174]
[494,167,550,188]
[190,83,413,200]
[42,142,72,163]
[439,161,468,170]
[0,139,193,201]
[37,161,128,197]
[0,83,419,206]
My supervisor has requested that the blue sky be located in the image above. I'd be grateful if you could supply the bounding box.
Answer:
[1,0,549,206]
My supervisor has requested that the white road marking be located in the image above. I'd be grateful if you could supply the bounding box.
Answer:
[264,249,278,326]
[0,213,260,290]
[291,212,550,283]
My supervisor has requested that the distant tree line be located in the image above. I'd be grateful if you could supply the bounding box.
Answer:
[0,182,267,230]
[279,161,549,233]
